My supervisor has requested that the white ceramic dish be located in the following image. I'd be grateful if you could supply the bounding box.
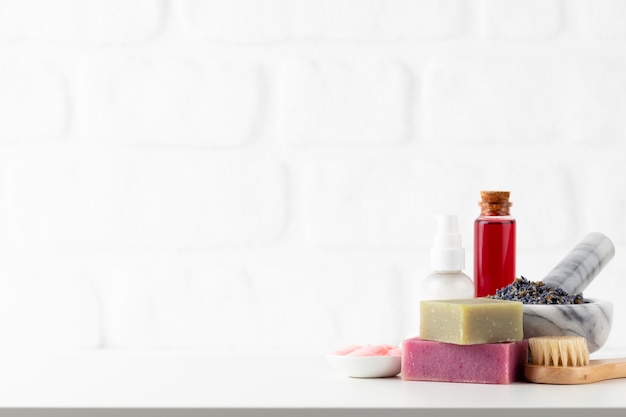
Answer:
[326,354,401,378]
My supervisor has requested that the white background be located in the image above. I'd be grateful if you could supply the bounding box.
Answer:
[0,0,625,353]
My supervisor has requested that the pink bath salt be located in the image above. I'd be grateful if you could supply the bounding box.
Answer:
[335,344,400,356]
[334,345,361,355]
[348,344,389,356]
[401,337,528,384]
[386,347,402,357]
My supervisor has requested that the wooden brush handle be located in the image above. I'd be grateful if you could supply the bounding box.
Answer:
[525,358,626,384]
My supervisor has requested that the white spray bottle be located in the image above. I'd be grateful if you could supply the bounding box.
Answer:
[421,214,474,300]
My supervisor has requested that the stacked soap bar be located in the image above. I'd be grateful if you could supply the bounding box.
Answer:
[402,298,527,384]
[403,337,527,384]
[420,298,523,344]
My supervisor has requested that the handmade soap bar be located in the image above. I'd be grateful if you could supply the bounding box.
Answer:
[420,298,523,344]
[402,337,528,384]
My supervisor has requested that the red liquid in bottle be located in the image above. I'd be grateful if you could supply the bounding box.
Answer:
[474,217,516,297]
[474,191,516,297]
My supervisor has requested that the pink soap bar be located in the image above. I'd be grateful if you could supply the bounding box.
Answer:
[401,337,528,384]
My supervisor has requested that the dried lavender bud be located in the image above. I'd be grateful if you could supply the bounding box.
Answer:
[489,276,584,305]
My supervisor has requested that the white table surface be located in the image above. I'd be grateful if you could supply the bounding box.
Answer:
[0,349,625,415]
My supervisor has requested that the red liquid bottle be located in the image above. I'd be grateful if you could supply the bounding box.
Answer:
[474,191,516,297]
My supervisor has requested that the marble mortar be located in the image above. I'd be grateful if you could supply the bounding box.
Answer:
[521,232,615,353]
[522,298,613,353]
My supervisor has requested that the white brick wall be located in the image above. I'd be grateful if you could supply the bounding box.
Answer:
[578,0,626,40]
[0,0,165,44]
[1,0,626,352]
[0,62,69,143]
[482,0,563,41]
[82,57,264,147]
[278,60,412,145]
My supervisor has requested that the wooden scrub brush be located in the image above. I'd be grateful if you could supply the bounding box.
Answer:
[525,336,626,384]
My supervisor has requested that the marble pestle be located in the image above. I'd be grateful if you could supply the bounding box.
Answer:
[542,232,615,294]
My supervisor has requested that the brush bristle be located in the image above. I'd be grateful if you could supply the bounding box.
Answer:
[528,336,590,367]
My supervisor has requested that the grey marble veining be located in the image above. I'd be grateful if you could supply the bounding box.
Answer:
[542,232,615,294]
[523,298,613,353]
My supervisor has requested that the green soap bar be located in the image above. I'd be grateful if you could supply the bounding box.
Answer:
[420,298,523,345]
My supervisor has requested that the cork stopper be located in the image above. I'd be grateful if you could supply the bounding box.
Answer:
[479,191,512,216]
